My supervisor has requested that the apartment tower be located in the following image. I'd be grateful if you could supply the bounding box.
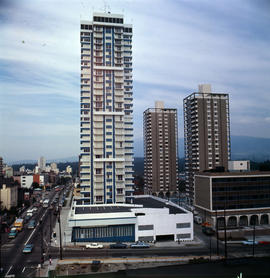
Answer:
[80,13,133,204]
[144,101,178,197]
[183,84,230,202]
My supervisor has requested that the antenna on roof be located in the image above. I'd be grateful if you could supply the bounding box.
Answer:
[103,0,107,13]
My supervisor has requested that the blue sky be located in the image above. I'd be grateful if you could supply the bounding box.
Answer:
[1,0,270,162]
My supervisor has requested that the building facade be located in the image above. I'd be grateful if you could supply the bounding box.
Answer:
[144,101,178,197]
[0,177,18,210]
[194,172,270,228]
[69,195,193,243]
[183,84,230,202]
[38,156,46,172]
[79,13,133,204]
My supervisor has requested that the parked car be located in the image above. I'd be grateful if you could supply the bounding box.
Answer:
[8,228,18,239]
[23,244,34,253]
[242,240,258,245]
[258,241,270,245]
[110,242,127,249]
[130,241,150,248]
[86,243,103,249]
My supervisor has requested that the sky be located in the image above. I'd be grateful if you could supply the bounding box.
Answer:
[0,0,270,162]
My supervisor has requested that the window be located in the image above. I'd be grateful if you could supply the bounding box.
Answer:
[96,169,102,174]
[176,223,191,229]
[138,225,154,231]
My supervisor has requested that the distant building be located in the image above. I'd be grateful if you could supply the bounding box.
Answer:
[20,175,33,189]
[66,165,72,174]
[69,195,193,243]
[45,165,51,172]
[183,84,230,202]
[194,171,270,228]
[0,157,3,177]
[3,166,13,178]
[143,101,178,197]
[228,160,250,172]
[0,177,18,210]
[34,165,39,174]
[50,162,59,174]
[38,156,46,171]
[19,165,26,173]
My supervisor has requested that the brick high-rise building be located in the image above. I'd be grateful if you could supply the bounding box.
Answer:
[183,84,230,202]
[79,13,133,204]
[144,101,178,197]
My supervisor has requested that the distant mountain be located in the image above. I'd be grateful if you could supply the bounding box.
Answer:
[9,136,270,166]
[179,135,270,162]
[230,136,270,161]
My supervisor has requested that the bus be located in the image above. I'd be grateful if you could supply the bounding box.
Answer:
[14,218,24,232]
[43,199,49,208]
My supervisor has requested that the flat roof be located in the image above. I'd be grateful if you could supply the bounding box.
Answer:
[75,206,133,215]
[74,196,186,215]
[134,196,186,214]
[196,171,270,177]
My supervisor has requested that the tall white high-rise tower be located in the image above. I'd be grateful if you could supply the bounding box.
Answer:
[79,13,134,204]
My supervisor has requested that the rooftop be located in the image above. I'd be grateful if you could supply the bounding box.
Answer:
[196,171,270,177]
[74,196,186,215]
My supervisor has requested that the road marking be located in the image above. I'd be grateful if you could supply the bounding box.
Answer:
[22,267,26,273]
[6,266,12,276]
[25,209,48,245]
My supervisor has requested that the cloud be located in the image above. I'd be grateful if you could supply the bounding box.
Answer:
[1,0,270,161]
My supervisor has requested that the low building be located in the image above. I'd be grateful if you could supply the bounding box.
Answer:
[228,160,250,172]
[20,175,33,189]
[68,195,193,243]
[194,171,270,228]
[0,177,18,210]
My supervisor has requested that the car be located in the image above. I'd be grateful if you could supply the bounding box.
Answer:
[242,240,258,245]
[130,241,150,248]
[8,228,18,239]
[86,243,103,249]
[258,241,270,245]
[110,242,127,249]
[23,244,34,253]
[27,220,36,229]
[24,215,31,222]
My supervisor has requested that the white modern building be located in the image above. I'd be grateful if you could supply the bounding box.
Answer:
[21,175,33,189]
[79,12,134,204]
[68,195,193,242]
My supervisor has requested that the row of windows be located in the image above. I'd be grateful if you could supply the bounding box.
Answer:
[213,185,270,192]
[93,16,124,24]
[213,194,270,201]
[213,177,270,183]
[74,225,134,239]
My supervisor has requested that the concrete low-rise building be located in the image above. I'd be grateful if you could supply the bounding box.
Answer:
[21,175,33,188]
[68,195,193,243]
[0,177,18,210]
[194,171,270,228]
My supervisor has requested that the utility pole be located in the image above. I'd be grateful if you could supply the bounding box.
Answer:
[40,221,44,265]
[252,223,256,257]
[49,210,52,245]
[224,208,227,261]
[58,212,63,260]
[209,234,212,261]
[215,210,219,256]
